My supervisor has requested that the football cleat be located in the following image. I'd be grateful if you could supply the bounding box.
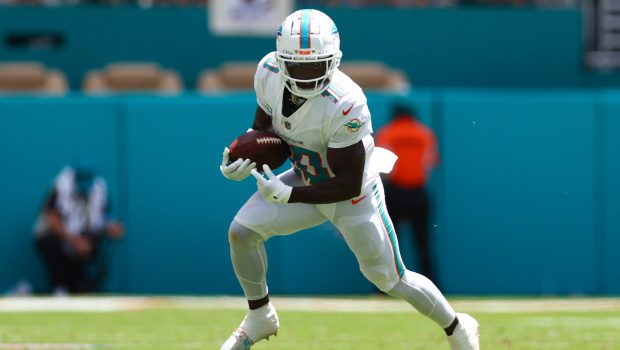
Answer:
[220,328,253,350]
[447,313,480,350]
[220,302,279,350]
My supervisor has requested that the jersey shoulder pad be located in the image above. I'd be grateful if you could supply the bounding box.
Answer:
[255,52,279,116]
[320,70,356,104]
[257,52,280,76]
[326,82,371,142]
[330,79,367,118]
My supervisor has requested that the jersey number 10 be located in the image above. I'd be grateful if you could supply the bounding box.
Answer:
[290,145,331,184]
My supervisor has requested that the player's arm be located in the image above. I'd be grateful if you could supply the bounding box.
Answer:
[45,209,70,240]
[288,141,365,204]
[41,189,93,254]
[42,190,68,240]
[222,54,273,181]
[252,106,273,132]
[221,106,270,181]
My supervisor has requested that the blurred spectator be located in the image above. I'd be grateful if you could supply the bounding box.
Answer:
[34,163,124,295]
[375,100,439,282]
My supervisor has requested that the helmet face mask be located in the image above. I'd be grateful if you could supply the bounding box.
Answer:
[276,9,342,98]
[279,55,337,97]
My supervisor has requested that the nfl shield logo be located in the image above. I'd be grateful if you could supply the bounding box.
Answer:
[284,121,291,129]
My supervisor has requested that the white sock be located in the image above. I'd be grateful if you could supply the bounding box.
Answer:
[240,302,279,342]
[247,301,275,319]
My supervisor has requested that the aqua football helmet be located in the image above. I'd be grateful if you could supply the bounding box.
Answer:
[276,9,342,98]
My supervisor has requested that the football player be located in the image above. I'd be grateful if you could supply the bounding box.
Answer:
[219,9,480,350]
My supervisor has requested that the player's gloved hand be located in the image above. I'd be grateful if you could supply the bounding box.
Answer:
[250,164,292,204]
[220,147,256,181]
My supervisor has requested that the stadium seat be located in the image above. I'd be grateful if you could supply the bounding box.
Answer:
[197,61,258,92]
[197,60,410,92]
[83,62,183,93]
[338,61,410,91]
[0,62,68,94]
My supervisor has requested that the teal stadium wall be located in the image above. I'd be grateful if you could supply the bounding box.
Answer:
[1,6,620,88]
[1,5,619,295]
[0,91,619,295]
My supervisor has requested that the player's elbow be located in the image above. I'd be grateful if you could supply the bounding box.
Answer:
[332,171,363,200]
[341,181,362,200]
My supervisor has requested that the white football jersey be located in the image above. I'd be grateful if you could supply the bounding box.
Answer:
[254,52,386,194]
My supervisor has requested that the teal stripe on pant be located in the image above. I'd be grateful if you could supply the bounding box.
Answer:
[373,185,405,278]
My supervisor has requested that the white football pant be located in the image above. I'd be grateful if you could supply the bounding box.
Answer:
[229,169,456,328]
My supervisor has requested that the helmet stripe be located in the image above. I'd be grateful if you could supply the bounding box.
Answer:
[300,9,311,49]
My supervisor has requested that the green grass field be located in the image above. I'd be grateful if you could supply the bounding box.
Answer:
[0,296,619,349]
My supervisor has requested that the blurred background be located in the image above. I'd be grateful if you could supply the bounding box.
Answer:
[0,0,618,297]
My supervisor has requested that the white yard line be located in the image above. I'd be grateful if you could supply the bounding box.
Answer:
[0,296,619,313]
[0,296,153,312]
[0,344,104,350]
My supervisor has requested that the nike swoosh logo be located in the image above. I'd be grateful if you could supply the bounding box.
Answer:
[351,195,367,205]
[342,105,354,115]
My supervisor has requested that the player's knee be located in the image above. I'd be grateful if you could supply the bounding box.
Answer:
[228,220,262,247]
[360,262,400,292]
[337,217,384,260]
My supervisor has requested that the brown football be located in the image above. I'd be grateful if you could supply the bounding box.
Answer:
[229,130,290,170]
